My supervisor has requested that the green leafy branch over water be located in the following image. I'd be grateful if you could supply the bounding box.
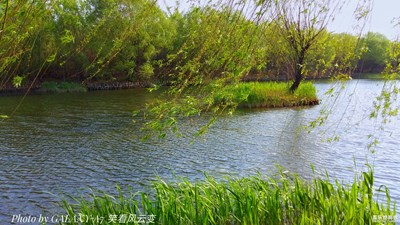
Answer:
[59,167,396,225]
[140,81,318,140]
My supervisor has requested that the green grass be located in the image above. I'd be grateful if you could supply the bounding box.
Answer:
[213,82,318,108]
[58,167,396,225]
[40,81,87,93]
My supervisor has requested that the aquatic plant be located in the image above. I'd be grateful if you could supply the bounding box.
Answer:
[59,167,395,225]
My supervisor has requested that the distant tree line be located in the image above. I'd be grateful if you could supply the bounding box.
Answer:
[0,0,396,90]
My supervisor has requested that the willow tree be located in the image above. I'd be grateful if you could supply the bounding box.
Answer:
[0,1,52,88]
[142,0,363,138]
[0,0,174,87]
[142,1,270,138]
[268,0,345,92]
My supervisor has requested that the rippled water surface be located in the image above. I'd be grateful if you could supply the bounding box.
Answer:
[1,80,399,223]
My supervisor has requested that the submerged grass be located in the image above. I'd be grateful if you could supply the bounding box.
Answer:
[59,168,396,225]
[40,81,87,93]
[213,82,319,108]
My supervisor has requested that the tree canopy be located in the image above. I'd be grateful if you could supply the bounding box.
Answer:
[358,32,391,73]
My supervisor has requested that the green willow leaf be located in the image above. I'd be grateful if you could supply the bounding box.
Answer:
[60,30,75,44]
[12,76,24,88]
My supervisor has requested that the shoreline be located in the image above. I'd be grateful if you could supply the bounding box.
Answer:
[0,72,388,97]
[0,81,152,96]
[0,80,320,108]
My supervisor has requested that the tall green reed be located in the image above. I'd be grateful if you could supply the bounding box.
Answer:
[58,167,396,225]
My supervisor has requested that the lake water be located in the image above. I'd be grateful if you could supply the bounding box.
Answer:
[0,79,399,224]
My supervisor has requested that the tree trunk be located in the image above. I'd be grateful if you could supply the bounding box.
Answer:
[290,56,305,92]
[289,69,302,92]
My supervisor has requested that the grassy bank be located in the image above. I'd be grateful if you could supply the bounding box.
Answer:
[40,81,87,93]
[59,168,395,225]
[213,82,319,108]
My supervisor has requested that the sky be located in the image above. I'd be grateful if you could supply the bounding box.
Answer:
[158,0,400,40]
[329,0,400,40]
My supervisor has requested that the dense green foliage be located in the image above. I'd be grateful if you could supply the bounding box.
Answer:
[59,168,395,225]
[0,0,175,88]
[0,0,393,90]
[358,32,391,73]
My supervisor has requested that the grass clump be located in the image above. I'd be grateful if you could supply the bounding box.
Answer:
[213,82,318,108]
[58,168,395,225]
[40,81,87,93]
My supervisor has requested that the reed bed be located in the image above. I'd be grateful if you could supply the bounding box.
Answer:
[213,82,319,108]
[59,168,396,225]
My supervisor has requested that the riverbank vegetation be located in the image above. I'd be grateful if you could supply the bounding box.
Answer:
[214,82,318,108]
[0,0,396,91]
[40,81,87,93]
[60,168,396,225]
